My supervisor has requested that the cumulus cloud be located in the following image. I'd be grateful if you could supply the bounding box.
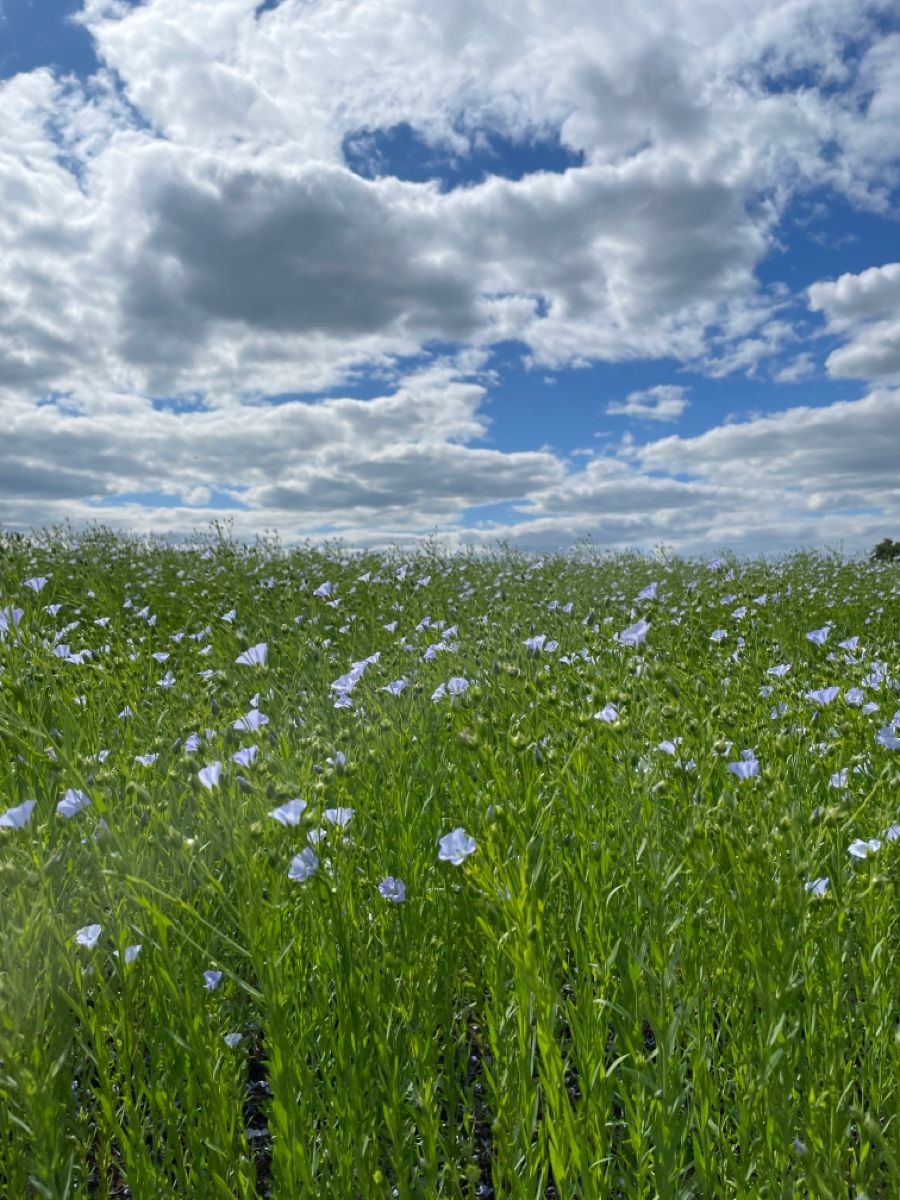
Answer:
[607,385,689,422]
[0,359,564,536]
[480,388,900,552]
[808,262,900,381]
[634,387,900,509]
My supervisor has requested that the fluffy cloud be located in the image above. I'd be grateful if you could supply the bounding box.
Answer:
[0,359,564,535]
[809,262,900,381]
[480,388,900,552]
[634,386,900,512]
[607,385,689,422]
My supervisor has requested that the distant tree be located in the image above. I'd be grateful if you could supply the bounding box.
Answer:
[871,537,900,561]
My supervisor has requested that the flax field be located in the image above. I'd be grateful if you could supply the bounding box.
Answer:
[0,527,898,1199]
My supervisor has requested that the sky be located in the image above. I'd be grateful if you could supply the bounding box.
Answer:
[0,0,898,555]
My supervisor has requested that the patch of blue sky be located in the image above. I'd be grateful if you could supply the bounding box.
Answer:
[461,501,530,528]
[0,0,99,81]
[263,378,394,405]
[668,372,854,435]
[150,395,210,414]
[37,391,83,415]
[88,489,250,511]
[757,190,900,293]
[342,121,584,191]
[476,338,861,456]
[475,343,687,453]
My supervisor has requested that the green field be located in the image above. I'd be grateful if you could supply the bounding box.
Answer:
[1,527,898,1199]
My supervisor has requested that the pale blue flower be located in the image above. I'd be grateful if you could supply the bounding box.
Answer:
[134,753,158,767]
[233,708,268,732]
[235,643,267,667]
[636,582,658,601]
[805,686,840,706]
[767,663,791,677]
[268,798,307,826]
[844,688,866,706]
[875,725,900,750]
[74,924,102,948]
[203,969,223,990]
[288,847,318,882]
[58,788,91,818]
[447,677,469,696]
[594,703,619,723]
[232,745,258,768]
[223,1033,242,1049]
[198,762,222,790]
[383,678,408,695]
[378,876,406,902]
[0,606,24,638]
[524,634,547,654]
[0,799,36,828]
[323,807,353,828]
[727,758,759,779]
[848,837,881,859]
[438,827,477,865]
[616,618,649,646]
[710,629,727,642]
[804,877,829,897]
[23,576,49,592]
[806,626,831,645]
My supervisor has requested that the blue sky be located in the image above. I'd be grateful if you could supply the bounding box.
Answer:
[0,0,99,79]
[0,0,898,552]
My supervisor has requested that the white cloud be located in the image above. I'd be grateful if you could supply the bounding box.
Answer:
[808,262,900,382]
[607,384,689,422]
[773,352,816,384]
[476,387,900,553]
[634,386,900,509]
